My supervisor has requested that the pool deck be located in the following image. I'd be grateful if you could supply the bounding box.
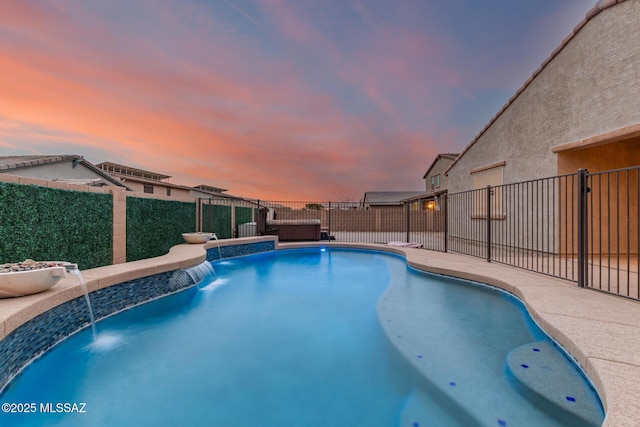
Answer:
[0,237,638,426]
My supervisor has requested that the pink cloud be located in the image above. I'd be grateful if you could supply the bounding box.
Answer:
[256,0,323,44]
[0,0,448,200]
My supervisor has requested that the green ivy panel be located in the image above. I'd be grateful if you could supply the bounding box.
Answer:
[235,206,255,228]
[0,183,112,269]
[201,204,231,238]
[126,197,196,262]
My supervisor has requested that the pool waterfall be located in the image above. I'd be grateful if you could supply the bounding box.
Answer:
[183,261,216,288]
[67,268,97,340]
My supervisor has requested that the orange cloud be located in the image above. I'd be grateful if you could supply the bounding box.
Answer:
[0,0,448,201]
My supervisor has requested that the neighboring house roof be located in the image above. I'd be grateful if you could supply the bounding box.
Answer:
[98,161,198,191]
[99,161,242,198]
[445,0,628,176]
[422,153,459,179]
[107,172,188,190]
[96,161,171,181]
[193,184,228,193]
[192,187,248,201]
[0,155,129,189]
[402,189,449,202]
[363,191,425,205]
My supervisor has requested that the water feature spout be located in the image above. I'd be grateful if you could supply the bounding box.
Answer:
[67,268,97,340]
[183,261,216,288]
[211,233,222,260]
[62,263,79,272]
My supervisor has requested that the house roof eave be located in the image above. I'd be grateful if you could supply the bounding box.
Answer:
[422,153,459,179]
[444,0,628,177]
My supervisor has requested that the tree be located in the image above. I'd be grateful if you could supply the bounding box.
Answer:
[304,203,324,210]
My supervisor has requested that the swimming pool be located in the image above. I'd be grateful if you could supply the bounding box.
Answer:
[0,248,603,426]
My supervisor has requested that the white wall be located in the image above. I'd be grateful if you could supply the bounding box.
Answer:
[1,160,107,182]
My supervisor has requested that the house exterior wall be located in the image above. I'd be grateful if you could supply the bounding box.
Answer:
[424,158,454,193]
[189,189,228,199]
[447,0,640,193]
[558,138,640,255]
[557,137,640,176]
[445,1,640,255]
[118,180,192,198]
[0,160,111,183]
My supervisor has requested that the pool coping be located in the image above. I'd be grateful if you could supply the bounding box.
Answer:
[0,237,637,426]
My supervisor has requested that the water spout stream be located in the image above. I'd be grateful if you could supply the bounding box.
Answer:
[212,233,222,260]
[183,261,216,288]
[68,268,97,340]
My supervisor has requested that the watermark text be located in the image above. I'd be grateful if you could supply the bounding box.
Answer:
[2,402,87,413]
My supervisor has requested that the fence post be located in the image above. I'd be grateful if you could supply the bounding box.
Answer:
[209,198,213,233]
[230,201,236,238]
[328,201,332,239]
[406,202,410,243]
[196,198,201,232]
[486,185,492,262]
[257,200,261,237]
[577,169,588,287]
[443,194,448,252]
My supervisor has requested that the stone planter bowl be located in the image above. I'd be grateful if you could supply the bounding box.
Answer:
[0,264,71,298]
[182,233,213,244]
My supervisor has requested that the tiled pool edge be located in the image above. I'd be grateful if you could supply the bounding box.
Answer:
[0,237,277,395]
[0,270,197,392]
[206,239,275,261]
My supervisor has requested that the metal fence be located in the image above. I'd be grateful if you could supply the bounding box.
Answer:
[256,200,445,250]
[446,168,639,300]
[197,197,258,239]
[446,173,581,282]
[583,166,639,300]
[199,166,638,301]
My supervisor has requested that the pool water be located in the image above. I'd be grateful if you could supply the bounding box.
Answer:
[0,249,604,426]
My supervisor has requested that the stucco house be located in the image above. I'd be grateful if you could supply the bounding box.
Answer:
[96,161,242,201]
[441,0,639,291]
[424,153,458,194]
[97,161,191,198]
[397,153,459,212]
[0,155,129,189]
[445,0,639,192]
[404,153,460,211]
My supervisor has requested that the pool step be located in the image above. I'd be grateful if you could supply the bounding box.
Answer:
[506,341,603,427]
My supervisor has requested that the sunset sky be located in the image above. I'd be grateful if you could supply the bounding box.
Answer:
[0,0,593,200]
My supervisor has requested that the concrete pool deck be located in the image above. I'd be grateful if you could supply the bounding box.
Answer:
[0,237,638,426]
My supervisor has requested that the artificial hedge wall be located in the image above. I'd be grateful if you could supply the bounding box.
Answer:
[200,205,256,238]
[235,206,255,229]
[126,197,196,262]
[202,204,232,238]
[0,182,113,270]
